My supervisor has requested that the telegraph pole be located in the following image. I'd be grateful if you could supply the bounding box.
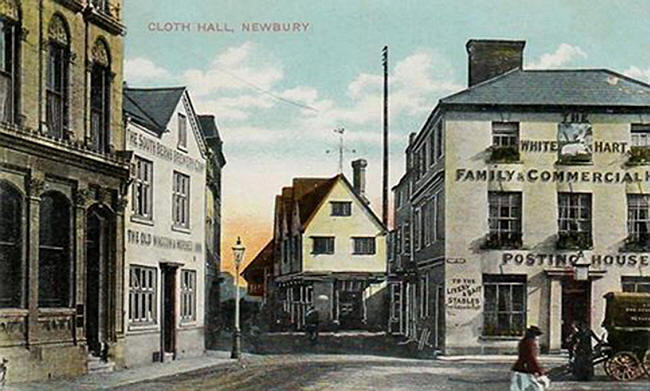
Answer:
[382,46,389,226]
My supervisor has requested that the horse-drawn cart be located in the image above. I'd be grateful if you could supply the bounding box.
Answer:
[595,292,650,381]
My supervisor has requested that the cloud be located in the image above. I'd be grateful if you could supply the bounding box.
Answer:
[623,66,650,83]
[528,43,587,69]
[182,41,284,97]
[124,57,171,83]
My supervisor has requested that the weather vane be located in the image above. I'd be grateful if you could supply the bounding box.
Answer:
[326,128,356,174]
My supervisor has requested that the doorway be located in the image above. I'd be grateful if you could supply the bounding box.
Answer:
[85,206,110,357]
[161,265,178,361]
[561,278,591,348]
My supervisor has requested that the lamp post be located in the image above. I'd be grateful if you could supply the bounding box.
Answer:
[573,251,591,281]
[231,236,245,359]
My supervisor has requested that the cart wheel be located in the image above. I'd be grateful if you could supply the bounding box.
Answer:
[642,350,650,378]
[605,351,643,381]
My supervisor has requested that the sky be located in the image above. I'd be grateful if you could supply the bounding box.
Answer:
[122,0,650,279]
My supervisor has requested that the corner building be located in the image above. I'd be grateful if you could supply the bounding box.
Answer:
[0,0,127,382]
[123,87,208,366]
[389,39,650,355]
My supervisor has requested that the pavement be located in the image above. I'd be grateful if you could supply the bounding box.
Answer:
[3,350,236,391]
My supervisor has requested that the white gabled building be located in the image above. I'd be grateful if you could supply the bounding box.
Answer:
[123,87,208,366]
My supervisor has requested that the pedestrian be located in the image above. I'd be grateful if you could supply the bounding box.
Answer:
[0,357,7,388]
[510,326,550,391]
[304,305,320,344]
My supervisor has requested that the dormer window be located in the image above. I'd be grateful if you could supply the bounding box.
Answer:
[178,113,187,150]
[331,201,351,216]
[490,122,519,163]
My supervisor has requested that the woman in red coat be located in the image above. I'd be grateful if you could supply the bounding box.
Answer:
[510,326,550,391]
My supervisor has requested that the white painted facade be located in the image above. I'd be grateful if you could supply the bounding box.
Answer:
[123,90,207,366]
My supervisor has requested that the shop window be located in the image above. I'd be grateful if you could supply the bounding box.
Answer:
[180,269,196,322]
[132,156,153,220]
[178,113,187,150]
[490,122,519,162]
[46,16,70,139]
[624,194,650,251]
[312,236,334,254]
[485,192,522,249]
[90,40,111,153]
[629,124,650,164]
[557,192,592,250]
[38,192,71,308]
[352,237,375,255]
[0,182,22,308]
[0,17,18,124]
[172,171,190,229]
[483,274,526,337]
[622,276,650,293]
[129,265,156,324]
[331,201,351,216]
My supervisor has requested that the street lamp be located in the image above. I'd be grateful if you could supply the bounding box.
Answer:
[231,236,245,359]
[573,251,591,281]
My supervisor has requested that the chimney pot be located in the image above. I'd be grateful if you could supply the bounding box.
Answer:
[351,158,368,203]
[466,39,526,87]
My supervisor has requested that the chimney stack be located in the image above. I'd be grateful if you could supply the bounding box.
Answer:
[466,39,525,87]
[351,159,368,203]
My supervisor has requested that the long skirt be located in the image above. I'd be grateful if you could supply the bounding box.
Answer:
[510,372,546,391]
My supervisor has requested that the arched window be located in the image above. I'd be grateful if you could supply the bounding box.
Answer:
[0,181,22,308]
[39,191,71,307]
[90,39,111,153]
[0,0,19,124]
[46,15,69,139]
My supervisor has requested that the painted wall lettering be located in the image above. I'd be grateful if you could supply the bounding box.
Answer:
[455,168,650,184]
[502,252,650,267]
[446,278,481,309]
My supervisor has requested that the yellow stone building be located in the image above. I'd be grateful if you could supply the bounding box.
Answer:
[0,0,127,382]
[389,39,650,355]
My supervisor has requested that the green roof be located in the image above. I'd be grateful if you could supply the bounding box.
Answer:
[441,69,650,107]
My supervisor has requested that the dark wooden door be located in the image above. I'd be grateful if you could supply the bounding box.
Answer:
[85,210,108,356]
[162,267,176,358]
[561,279,591,348]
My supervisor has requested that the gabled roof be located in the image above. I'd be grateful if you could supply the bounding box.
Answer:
[197,115,221,141]
[123,87,186,134]
[276,174,386,233]
[441,69,650,108]
[242,239,274,281]
[197,115,226,166]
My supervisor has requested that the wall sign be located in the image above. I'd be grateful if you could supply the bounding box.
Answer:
[455,168,650,184]
[127,229,202,253]
[502,252,650,267]
[446,278,481,309]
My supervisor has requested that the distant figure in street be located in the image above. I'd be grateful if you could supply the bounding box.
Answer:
[511,326,550,391]
[305,305,320,344]
[0,357,7,388]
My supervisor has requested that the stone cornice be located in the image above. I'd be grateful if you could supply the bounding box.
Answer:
[0,122,129,178]
[54,0,85,13]
[83,5,126,36]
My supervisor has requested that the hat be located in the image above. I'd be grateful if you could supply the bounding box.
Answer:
[526,326,543,336]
